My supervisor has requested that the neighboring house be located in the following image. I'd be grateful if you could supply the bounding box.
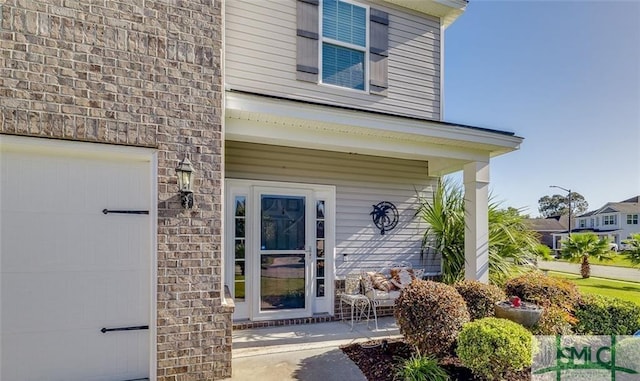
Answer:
[552,196,640,250]
[0,1,522,380]
[524,216,568,248]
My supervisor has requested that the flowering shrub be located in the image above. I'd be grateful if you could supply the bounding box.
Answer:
[504,272,581,312]
[454,280,506,321]
[395,280,470,356]
[530,306,577,335]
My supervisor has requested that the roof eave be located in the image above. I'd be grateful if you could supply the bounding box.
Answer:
[225,91,523,175]
[381,0,468,27]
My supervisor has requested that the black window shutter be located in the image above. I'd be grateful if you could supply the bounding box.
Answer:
[297,0,319,83]
[369,8,389,96]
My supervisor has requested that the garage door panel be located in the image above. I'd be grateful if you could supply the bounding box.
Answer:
[4,272,149,333]
[3,329,148,381]
[1,152,150,215]
[1,213,151,273]
[1,140,153,381]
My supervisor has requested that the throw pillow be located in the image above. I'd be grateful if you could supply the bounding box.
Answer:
[361,272,374,293]
[369,272,395,292]
[390,268,416,289]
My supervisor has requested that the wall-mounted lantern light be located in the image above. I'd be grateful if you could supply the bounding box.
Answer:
[176,156,195,209]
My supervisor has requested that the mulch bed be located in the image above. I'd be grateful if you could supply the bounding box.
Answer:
[341,338,531,381]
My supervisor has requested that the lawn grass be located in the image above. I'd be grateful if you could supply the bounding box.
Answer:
[549,271,640,305]
[557,253,637,268]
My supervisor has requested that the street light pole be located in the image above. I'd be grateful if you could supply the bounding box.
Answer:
[550,185,572,237]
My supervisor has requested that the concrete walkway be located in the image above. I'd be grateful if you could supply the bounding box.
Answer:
[225,316,401,381]
[538,260,640,282]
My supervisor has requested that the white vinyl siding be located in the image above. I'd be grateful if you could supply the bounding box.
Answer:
[225,141,440,276]
[226,0,441,120]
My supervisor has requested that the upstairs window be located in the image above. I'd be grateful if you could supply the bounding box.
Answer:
[579,219,586,228]
[627,214,638,225]
[296,0,388,95]
[603,215,617,225]
[321,0,367,90]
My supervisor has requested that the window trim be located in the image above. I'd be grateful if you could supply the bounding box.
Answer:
[603,215,617,226]
[319,0,370,93]
[627,214,639,225]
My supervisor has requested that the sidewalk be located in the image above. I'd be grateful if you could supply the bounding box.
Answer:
[226,316,401,381]
[538,260,640,282]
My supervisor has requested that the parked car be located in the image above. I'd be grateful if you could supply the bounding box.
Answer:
[619,235,638,251]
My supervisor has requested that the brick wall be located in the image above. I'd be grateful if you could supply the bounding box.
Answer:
[0,0,231,379]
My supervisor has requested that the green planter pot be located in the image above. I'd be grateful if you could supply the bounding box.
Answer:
[495,301,543,328]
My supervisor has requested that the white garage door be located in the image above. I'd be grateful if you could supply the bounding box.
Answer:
[0,137,154,381]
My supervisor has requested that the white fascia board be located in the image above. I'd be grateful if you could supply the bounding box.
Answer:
[380,0,467,27]
[226,116,490,164]
[226,92,522,154]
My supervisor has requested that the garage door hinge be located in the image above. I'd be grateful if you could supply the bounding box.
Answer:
[100,325,149,333]
[102,209,149,215]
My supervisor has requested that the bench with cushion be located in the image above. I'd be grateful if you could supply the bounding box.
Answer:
[360,262,424,330]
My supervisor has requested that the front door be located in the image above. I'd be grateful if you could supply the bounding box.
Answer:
[255,191,311,320]
[226,180,334,321]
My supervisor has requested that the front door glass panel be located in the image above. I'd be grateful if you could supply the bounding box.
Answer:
[260,254,305,310]
[261,196,305,250]
[260,195,306,311]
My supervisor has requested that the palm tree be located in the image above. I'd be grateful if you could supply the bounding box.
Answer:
[416,178,539,285]
[417,179,466,284]
[560,233,613,278]
[621,233,640,267]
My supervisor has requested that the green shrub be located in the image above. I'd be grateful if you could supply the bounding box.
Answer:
[395,280,470,357]
[533,243,553,261]
[454,280,506,320]
[457,317,535,381]
[575,294,640,335]
[394,353,450,381]
[530,306,576,335]
[504,272,581,312]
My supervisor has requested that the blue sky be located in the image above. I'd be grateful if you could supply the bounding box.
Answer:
[444,1,640,216]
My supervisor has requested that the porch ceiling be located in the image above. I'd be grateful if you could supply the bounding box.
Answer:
[225,91,523,176]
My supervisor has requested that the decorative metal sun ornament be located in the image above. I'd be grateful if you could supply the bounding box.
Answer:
[370,201,399,235]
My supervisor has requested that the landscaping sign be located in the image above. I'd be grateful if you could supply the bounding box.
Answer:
[532,336,640,380]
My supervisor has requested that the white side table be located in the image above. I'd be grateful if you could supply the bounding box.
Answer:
[339,293,371,330]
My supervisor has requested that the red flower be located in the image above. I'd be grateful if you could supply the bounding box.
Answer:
[509,296,521,307]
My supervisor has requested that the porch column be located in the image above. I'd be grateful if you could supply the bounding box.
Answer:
[463,161,490,283]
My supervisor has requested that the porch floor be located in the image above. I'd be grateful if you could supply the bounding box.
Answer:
[233,315,400,355]
[228,316,400,380]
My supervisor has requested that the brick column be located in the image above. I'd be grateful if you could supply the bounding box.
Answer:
[0,0,232,379]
